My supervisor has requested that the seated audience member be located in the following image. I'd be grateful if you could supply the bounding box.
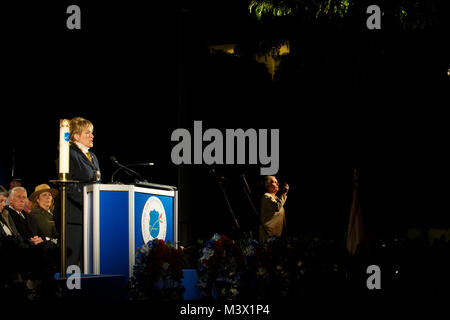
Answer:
[1,191,13,237]
[3,188,58,277]
[24,198,32,214]
[1,190,20,238]
[0,190,6,208]
[29,184,59,243]
[5,178,22,206]
[9,178,22,190]
[5,187,43,245]
[0,218,13,238]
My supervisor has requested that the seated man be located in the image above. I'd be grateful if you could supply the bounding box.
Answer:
[1,190,21,238]
[2,188,58,278]
[1,190,18,238]
[6,187,43,245]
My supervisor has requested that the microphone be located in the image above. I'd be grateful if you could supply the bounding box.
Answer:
[110,156,147,183]
[126,162,155,167]
[110,156,120,166]
[111,156,154,168]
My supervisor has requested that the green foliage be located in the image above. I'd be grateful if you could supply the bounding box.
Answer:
[249,0,351,21]
[396,0,441,30]
[248,0,443,30]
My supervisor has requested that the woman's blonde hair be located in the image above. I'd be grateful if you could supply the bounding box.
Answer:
[69,117,93,144]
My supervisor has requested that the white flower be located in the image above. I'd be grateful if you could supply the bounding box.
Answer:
[200,248,215,261]
[230,288,239,296]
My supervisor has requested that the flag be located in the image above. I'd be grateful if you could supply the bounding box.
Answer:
[346,168,364,255]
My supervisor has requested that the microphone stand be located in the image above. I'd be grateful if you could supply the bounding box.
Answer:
[110,163,148,184]
[110,167,138,184]
[213,174,241,235]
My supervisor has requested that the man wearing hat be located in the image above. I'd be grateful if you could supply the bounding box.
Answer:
[29,184,59,242]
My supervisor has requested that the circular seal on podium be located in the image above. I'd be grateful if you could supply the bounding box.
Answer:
[141,196,167,244]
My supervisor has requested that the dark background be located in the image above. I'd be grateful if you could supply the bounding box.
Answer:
[1,1,448,246]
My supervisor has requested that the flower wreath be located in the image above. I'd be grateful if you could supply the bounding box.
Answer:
[130,239,185,301]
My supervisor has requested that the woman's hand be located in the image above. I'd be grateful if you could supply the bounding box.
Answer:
[29,236,44,245]
[282,183,289,194]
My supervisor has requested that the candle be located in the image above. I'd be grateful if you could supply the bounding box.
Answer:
[59,119,70,175]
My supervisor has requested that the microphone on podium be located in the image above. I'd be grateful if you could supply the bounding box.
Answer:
[110,156,121,167]
[110,156,150,183]
[127,162,155,167]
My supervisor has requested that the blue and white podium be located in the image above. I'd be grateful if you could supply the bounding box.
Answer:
[83,183,178,279]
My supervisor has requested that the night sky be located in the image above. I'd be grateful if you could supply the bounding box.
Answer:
[1,1,448,245]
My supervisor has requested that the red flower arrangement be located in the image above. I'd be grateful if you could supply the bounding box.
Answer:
[197,234,245,300]
[130,239,185,301]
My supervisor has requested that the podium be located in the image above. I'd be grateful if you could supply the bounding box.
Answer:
[83,183,178,279]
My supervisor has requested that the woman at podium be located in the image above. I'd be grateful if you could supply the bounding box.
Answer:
[66,117,101,269]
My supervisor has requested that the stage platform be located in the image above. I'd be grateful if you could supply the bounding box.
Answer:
[54,269,202,301]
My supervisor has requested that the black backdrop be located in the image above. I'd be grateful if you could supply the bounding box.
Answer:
[1,1,448,245]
